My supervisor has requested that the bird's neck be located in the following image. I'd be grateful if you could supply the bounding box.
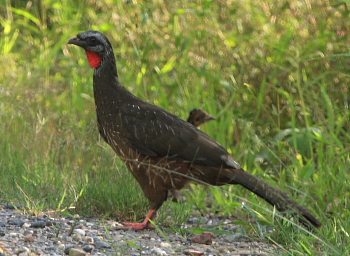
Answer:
[93,55,120,99]
[92,56,135,113]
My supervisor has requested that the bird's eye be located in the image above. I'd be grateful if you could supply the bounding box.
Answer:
[88,37,98,45]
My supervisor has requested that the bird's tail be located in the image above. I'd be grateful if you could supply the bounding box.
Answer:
[228,170,322,228]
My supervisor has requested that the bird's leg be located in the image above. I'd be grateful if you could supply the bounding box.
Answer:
[121,186,166,230]
[121,208,157,230]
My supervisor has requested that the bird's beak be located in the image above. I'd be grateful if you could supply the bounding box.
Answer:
[68,37,85,47]
[205,114,216,121]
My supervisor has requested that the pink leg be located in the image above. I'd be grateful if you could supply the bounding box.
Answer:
[121,209,157,230]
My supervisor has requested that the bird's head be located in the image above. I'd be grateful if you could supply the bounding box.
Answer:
[68,30,114,69]
[187,109,216,128]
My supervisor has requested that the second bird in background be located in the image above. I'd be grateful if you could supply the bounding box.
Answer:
[187,108,216,129]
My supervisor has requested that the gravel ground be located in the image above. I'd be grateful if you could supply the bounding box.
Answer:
[0,204,279,256]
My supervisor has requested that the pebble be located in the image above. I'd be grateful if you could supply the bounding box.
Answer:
[224,232,245,242]
[24,233,35,242]
[82,244,94,253]
[160,242,171,248]
[95,240,111,249]
[58,244,66,251]
[151,248,167,255]
[191,231,214,245]
[8,218,25,226]
[30,221,46,228]
[69,248,86,256]
[73,229,86,236]
[0,204,279,256]
[14,246,31,254]
[47,233,55,238]
[72,233,82,241]
[4,203,24,209]
[46,246,56,251]
[184,249,204,255]
[64,244,77,255]
[64,235,73,242]
[84,236,94,243]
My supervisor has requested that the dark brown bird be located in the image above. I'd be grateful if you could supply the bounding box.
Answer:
[68,31,321,230]
[187,109,216,128]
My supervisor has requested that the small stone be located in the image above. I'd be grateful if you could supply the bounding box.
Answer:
[69,248,86,256]
[160,242,171,248]
[24,233,35,242]
[64,235,73,242]
[47,233,55,238]
[72,233,82,241]
[0,231,5,236]
[85,222,94,227]
[73,229,86,236]
[82,245,94,253]
[64,244,77,255]
[46,221,55,226]
[191,232,214,245]
[23,230,32,235]
[206,219,213,225]
[30,221,46,228]
[0,222,5,227]
[84,236,94,243]
[22,222,31,228]
[205,248,213,253]
[184,249,204,256]
[4,203,24,209]
[95,240,111,249]
[85,232,98,239]
[141,245,150,250]
[212,248,223,255]
[187,217,199,224]
[58,244,66,252]
[14,246,31,254]
[218,247,231,254]
[151,248,166,255]
[8,218,25,226]
[224,233,244,243]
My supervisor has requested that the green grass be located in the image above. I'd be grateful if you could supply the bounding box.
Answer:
[1,0,349,255]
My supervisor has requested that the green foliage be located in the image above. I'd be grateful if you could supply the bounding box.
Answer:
[0,0,349,255]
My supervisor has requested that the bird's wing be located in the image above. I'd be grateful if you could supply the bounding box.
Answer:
[118,101,241,169]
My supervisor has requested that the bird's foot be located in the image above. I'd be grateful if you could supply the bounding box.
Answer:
[119,221,155,230]
[115,209,158,230]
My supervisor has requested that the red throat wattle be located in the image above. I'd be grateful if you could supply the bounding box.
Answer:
[84,50,102,68]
